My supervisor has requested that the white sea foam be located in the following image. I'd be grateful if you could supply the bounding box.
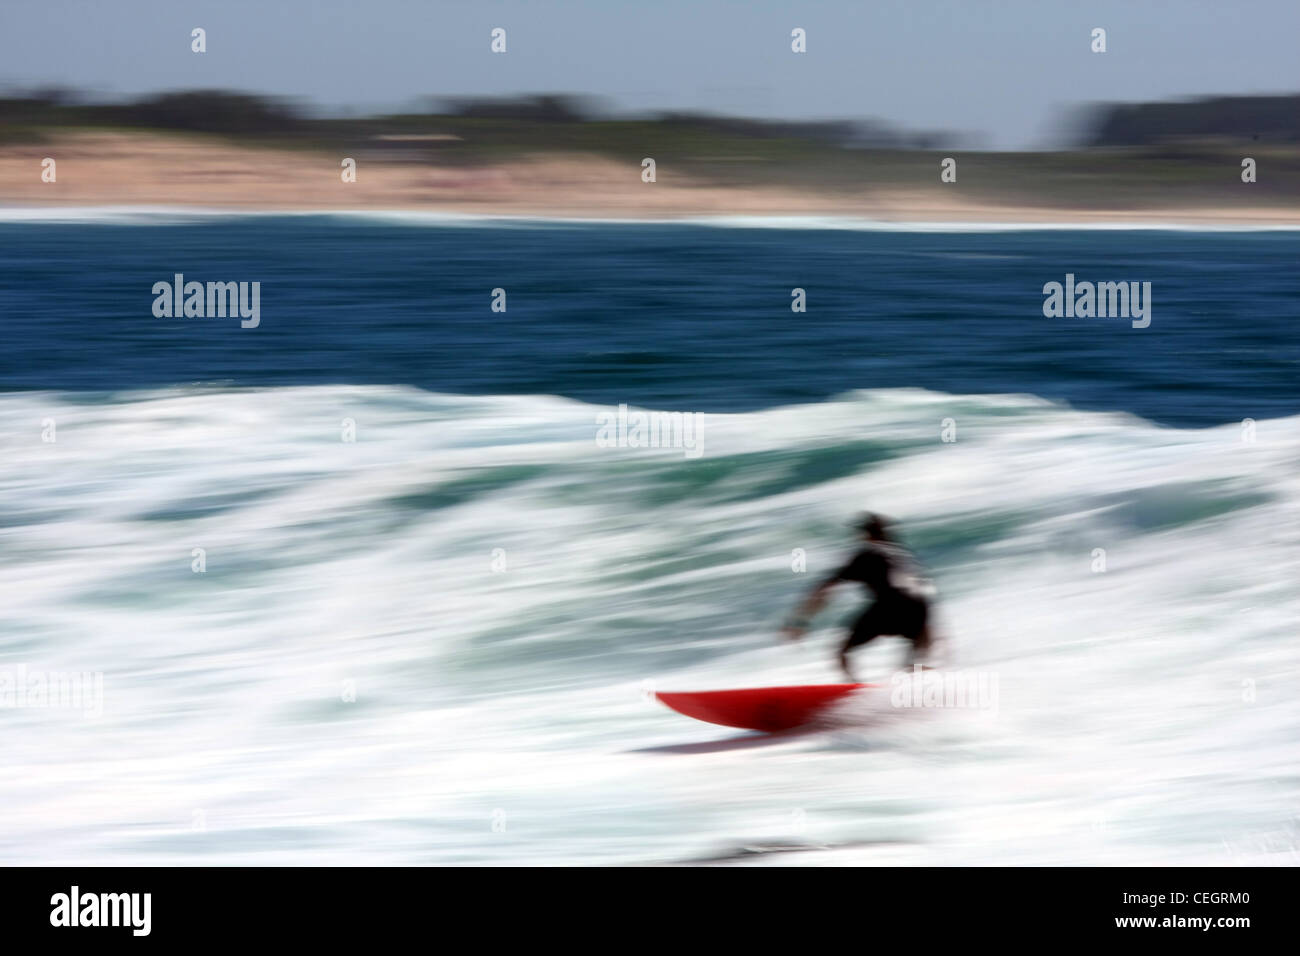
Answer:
[1,386,1296,864]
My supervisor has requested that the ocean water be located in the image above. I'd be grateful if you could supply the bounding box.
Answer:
[1,213,1297,865]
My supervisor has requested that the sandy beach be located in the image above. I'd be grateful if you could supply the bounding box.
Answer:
[3,130,1297,225]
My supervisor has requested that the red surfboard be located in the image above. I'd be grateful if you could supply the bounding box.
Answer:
[656,684,871,733]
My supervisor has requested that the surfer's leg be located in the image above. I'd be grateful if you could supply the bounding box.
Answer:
[903,624,932,668]
[901,600,933,669]
[837,642,857,682]
[840,606,883,681]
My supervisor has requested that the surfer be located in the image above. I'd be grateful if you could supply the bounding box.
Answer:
[782,513,936,680]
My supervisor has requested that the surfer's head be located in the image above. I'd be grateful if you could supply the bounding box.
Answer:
[854,512,892,542]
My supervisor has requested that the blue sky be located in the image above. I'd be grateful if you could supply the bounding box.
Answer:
[2,0,1297,147]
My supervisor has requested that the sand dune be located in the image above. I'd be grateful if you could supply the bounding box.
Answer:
[3,131,1297,225]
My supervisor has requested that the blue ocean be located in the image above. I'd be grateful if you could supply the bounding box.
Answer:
[2,213,1297,865]
[5,216,1299,424]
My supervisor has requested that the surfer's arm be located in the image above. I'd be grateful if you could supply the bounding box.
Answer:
[781,576,839,639]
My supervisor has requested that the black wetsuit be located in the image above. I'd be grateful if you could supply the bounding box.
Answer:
[830,543,930,650]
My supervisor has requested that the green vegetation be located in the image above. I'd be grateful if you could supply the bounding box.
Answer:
[3,89,1298,204]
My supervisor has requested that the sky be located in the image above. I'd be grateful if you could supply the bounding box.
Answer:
[1,0,1297,148]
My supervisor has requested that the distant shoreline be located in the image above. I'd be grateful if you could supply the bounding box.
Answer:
[4,207,1300,231]
[3,131,1297,228]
